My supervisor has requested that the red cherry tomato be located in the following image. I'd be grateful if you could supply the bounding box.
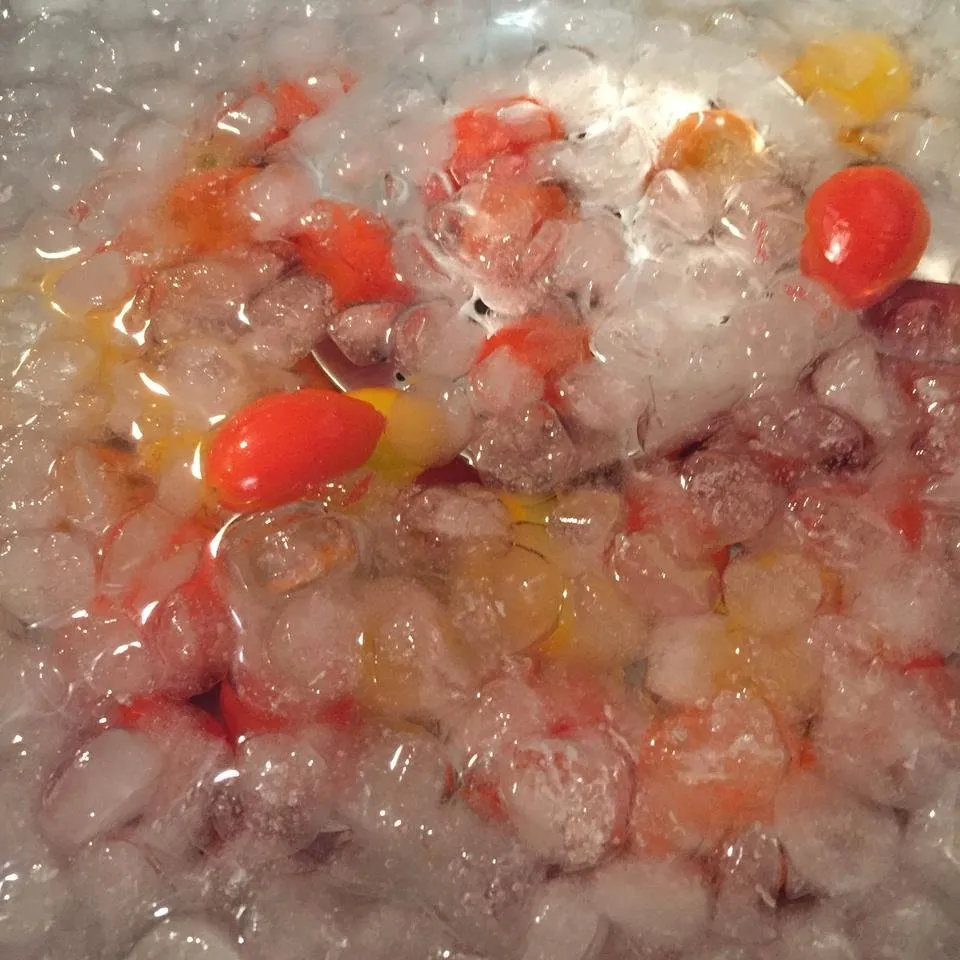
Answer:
[800,165,930,310]
[292,200,413,309]
[205,389,386,512]
[449,96,565,186]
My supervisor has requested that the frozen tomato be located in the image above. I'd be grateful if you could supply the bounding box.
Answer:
[205,389,386,512]
[800,165,930,310]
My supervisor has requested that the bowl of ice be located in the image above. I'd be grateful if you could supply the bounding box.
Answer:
[1,1,959,958]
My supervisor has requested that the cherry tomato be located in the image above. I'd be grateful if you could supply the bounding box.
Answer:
[474,315,590,381]
[165,166,259,254]
[205,389,387,512]
[293,200,413,308]
[449,96,565,186]
[800,165,930,310]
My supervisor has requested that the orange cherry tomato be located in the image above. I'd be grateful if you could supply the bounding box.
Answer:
[205,389,387,512]
[292,200,414,308]
[474,315,591,382]
[800,165,930,310]
[449,96,565,186]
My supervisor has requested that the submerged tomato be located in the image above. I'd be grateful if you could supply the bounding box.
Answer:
[800,165,930,310]
[205,389,386,511]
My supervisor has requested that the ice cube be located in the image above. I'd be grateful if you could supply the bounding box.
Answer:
[240,873,356,960]
[222,505,363,599]
[853,882,960,960]
[241,582,364,709]
[499,731,633,869]
[591,857,711,951]
[644,169,715,242]
[775,905,860,960]
[522,880,608,960]
[471,403,579,495]
[548,211,630,312]
[55,607,158,702]
[712,824,783,945]
[0,291,50,382]
[0,530,95,627]
[153,340,255,431]
[127,709,233,861]
[904,774,960,900]
[13,340,98,407]
[328,302,401,366]
[730,390,871,476]
[525,46,621,136]
[814,653,960,810]
[864,279,960,365]
[124,917,242,960]
[339,726,451,851]
[722,551,823,636]
[40,728,164,850]
[845,550,960,660]
[774,771,899,897]
[610,532,720,617]
[239,273,335,369]
[391,484,511,575]
[0,825,73,954]
[146,259,254,347]
[680,449,782,547]
[812,338,910,443]
[72,840,173,958]
[394,299,486,380]
[226,728,339,858]
[646,615,725,706]
[470,347,545,417]
[0,640,70,781]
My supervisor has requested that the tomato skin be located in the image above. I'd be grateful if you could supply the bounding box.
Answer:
[800,165,930,310]
[205,389,386,512]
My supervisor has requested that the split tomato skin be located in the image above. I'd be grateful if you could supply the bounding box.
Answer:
[800,165,930,310]
[205,389,386,512]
